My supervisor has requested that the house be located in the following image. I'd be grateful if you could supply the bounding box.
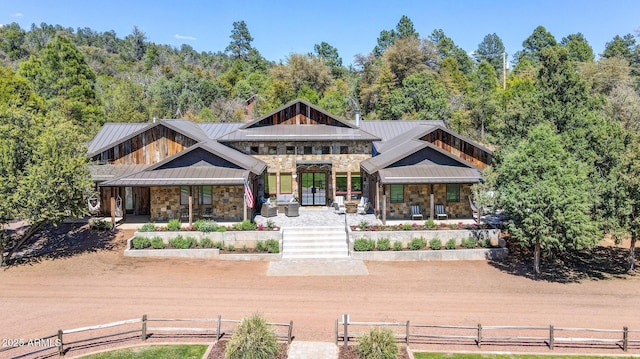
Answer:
[87,99,492,224]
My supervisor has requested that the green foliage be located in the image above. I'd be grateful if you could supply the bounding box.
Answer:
[227,244,236,252]
[150,237,164,249]
[167,219,181,231]
[461,238,477,249]
[213,241,225,250]
[264,239,280,253]
[408,237,426,250]
[194,219,218,232]
[357,327,399,359]
[393,241,403,251]
[82,344,207,358]
[265,219,275,230]
[169,235,196,249]
[354,238,376,251]
[256,240,265,252]
[425,219,436,229]
[199,237,213,248]
[224,313,280,359]
[445,239,457,250]
[401,224,413,231]
[132,237,151,249]
[139,223,157,232]
[240,220,257,231]
[377,238,391,251]
[90,219,111,231]
[216,226,227,232]
[359,220,370,230]
[429,238,442,250]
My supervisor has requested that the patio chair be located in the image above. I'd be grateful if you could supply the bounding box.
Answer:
[180,208,190,221]
[202,207,214,220]
[435,204,448,220]
[261,202,277,217]
[411,205,423,220]
[357,197,369,215]
[284,202,300,217]
[333,196,346,214]
[468,195,480,223]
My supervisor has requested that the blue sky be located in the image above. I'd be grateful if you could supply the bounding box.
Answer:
[1,0,639,66]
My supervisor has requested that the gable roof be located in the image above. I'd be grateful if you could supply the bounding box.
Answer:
[100,141,265,186]
[241,98,355,129]
[87,119,208,157]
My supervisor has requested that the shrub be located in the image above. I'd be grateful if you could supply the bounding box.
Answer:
[425,219,436,229]
[408,237,426,250]
[167,219,181,231]
[401,223,412,231]
[393,241,403,251]
[216,226,227,232]
[227,244,235,252]
[266,219,275,230]
[169,235,195,249]
[445,239,457,250]
[200,237,213,248]
[241,220,257,230]
[150,237,164,249]
[358,220,369,230]
[480,238,492,248]
[461,237,477,249]
[138,222,157,232]
[256,240,266,252]
[194,219,218,232]
[265,239,280,253]
[377,238,390,251]
[213,241,225,250]
[354,238,375,251]
[132,237,151,249]
[429,238,442,250]
[357,327,398,359]
[90,219,111,231]
[225,313,280,359]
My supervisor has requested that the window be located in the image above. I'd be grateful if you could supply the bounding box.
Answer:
[321,146,330,154]
[199,186,212,205]
[268,146,277,155]
[180,186,190,205]
[280,173,292,194]
[340,146,349,154]
[303,146,312,155]
[250,146,259,155]
[285,146,295,155]
[336,173,348,196]
[351,173,362,200]
[390,184,403,203]
[266,173,277,195]
[446,184,460,202]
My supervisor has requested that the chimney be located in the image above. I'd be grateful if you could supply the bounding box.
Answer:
[355,110,361,128]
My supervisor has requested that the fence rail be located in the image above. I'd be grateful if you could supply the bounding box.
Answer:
[336,314,639,352]
[0,314,293,357]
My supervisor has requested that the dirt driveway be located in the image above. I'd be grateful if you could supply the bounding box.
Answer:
[1,224,639,356]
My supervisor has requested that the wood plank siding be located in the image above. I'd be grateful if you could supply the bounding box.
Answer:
[422,129,491,169]
[94,125,196,165]
[251,102,348,127]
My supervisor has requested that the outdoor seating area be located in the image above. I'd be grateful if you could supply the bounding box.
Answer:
[411,205,423,220]
[435,204,448,220]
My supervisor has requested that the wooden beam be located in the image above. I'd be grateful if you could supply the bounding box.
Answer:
[188,186,193,226]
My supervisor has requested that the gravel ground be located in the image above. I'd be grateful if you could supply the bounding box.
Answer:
[1,223,639,358]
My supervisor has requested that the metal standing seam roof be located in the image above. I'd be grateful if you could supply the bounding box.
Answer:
[88,164,149,183]
[100,166,249,186]
[87,123,148,155]
[217,124,381,142]
[360,139,428,174]
[197,140,266,175]
[357,120,444,144]
[199,123,244,139]
[240,98,357,130]
[378,165,482,184]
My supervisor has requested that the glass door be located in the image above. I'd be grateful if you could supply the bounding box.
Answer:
[300,172,327,206]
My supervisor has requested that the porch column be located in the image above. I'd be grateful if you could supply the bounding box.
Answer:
[430,184,435,220]
[110,187,115,229]
[375,182,380,218]
[243,188,247,222]
[188,186,193,226]
[382,185,387,226]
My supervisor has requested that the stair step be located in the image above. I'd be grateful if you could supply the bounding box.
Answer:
[281,226,349,259]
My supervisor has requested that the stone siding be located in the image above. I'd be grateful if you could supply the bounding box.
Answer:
[150,185,245,221]
[383,183,474,219]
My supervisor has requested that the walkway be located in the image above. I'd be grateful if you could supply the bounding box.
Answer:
[254,206,379,228]
[267,258,368,276]
[288,341,338,359]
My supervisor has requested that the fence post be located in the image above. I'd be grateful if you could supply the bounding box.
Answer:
[623,326,628,352]
[343,314,349,348]
[141,314,147,340]
[216,315,222,341]
[406,321,410,345]
[335,319,338,345]
[288,321,293,344]
[549,325,554,350]
[57,329,64,356]
[477,324,482,348]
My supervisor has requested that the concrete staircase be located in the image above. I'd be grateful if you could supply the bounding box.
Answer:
[282,226,349,259]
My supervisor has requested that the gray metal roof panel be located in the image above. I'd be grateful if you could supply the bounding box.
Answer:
[218,124,380,142]
[199,123,244,139]
[241,98,356,130]
[88,164,149,182]
[101,166,248,186]
[87,123,148,154]
[357,120,443,143]
[360,140,427,173]
[378,165,482,184]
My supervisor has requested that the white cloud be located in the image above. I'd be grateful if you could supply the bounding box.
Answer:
[11,12,24,18]
[174,34,196,41]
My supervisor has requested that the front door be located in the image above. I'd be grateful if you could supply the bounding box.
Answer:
[300,172,327,206]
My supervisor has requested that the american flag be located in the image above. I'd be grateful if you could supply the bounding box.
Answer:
[244,179,254,208]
